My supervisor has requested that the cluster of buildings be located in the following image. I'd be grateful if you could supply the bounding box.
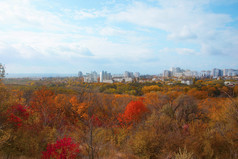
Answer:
[82,71,98,83]
[79,71,140,83]
[220,69,238,77]
[113,71,140,82]
[100,71,112,83]
[78,67,238,85]
[164,67,199,78]
[163,67,238,78]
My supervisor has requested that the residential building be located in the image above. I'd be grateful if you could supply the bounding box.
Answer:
[124,71,134,78]
[212,68,222,78]
[84,71,98,83]
[181,79,193,85]
[100,70,112,83]
[163,70,172,77]
[78,71,83,77]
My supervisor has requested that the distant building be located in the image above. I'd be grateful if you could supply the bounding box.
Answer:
[92,71,98,82]
[100,70,112,83]
[192,71,199,77]
[100,71,104,82]
[181,79,193,85]
[124,71,129,78]
[212,68,222,78]
[113,77,124,82]
[78,71,83,77]
[125,78,133,82]
[163,67,215,78]
[206,71,211,77]
[134,72,140,78]
[184,70,192,77]
[163,70,172,77]
[173,72,183,77]
[84,71,98,83]
[201,70,211,78]
[224,69,238,76]
[223,69,229,76]
[102,80,113,83]
[124,71,134,78]
[224,81,235,86]
[171,67,183,76]
[112,74,124,83]
[183,70,198,77]
[112,74,123,78]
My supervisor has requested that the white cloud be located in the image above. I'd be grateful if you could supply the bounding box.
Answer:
[0,0,81,32]
[159,47,196,55]
[0,42,18,57]
[108,1,237,56]
[114,1,231,32]
[168,26,197,41]
[0,0,237,73]
[175,48,196,55]
[13,44,39,59]
[99,27,127,36]
[0,0,154,64]
[73,9,108,20]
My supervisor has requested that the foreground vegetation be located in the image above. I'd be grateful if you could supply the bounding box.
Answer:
[0,77,238,158]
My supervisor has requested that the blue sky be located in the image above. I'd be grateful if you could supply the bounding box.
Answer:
[0,0,238,74]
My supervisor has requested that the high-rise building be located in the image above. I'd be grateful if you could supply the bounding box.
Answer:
[100,70,112,83]
[78,71,83,77]
[224,69,238,76]
[84,71,98,83]
[201,71,206,77]
[223,69,229,76]
[212,68,222,78]
[206,71,211,77]
[163,70,172,77]
[92,71,97,82]
[108,73,112,79]
[201,70,211,78]
[100,71,104,82]
[124,71,133,78]
[171,67,182,73]
[171,67,183,77]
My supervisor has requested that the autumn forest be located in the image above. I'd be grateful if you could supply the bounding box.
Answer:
[0,76,238,159]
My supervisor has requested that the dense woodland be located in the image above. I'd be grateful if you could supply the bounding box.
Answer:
[0,76,238,159]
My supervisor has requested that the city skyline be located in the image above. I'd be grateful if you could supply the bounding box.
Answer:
[4,66,238,78]
[1,0,238,74]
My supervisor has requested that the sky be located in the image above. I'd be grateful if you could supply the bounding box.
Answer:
[0,0,238,74]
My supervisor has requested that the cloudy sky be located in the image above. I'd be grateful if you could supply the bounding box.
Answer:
[0,0,238,74]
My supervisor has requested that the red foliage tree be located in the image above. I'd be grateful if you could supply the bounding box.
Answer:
[41,137,80,159]
[118,100,148,126]
[7,104,30,128]
[91,114,103,127]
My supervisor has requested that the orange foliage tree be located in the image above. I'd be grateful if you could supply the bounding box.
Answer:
[30,87,56,127]
[187,88,208,99]
[118,100,148,127]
